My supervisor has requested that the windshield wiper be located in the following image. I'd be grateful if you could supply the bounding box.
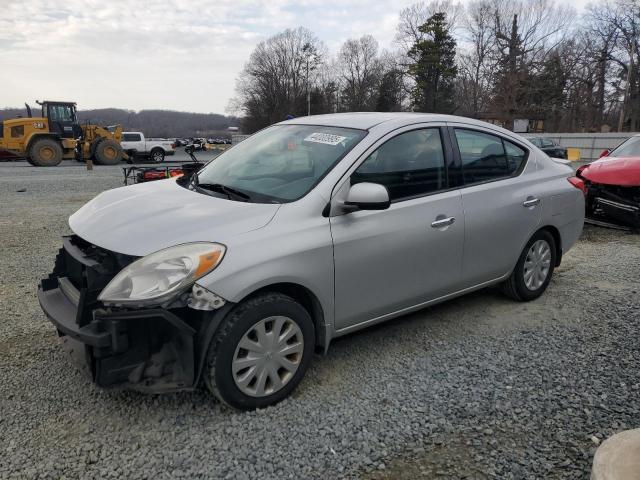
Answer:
[197,182,251,201]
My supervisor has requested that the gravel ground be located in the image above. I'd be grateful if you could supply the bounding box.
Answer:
[1,161,639,479]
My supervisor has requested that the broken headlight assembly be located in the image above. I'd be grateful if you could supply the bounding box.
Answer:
[98,242,226,307]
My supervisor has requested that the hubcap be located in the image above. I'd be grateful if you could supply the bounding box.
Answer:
[232,316,304,397]
[153,152,162,161]
[105,146,116,159]
[41,147,54,160]
[523,239,551,291]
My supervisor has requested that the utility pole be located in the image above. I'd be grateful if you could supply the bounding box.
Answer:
[302,42,313,116]
[306,55,311,116]
[618,42,635,132]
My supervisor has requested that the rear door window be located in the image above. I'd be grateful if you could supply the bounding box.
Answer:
[454,129,527,185]
[351,128,447,201]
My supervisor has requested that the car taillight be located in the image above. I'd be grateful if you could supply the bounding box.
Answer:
[568,176,587,194]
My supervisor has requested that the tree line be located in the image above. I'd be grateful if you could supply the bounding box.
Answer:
[230,0,640,134]
[0,108,240,138]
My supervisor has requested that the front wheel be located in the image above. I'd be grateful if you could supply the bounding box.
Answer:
[204,293,315,410]
[94,139,124,165]
[501,230,556,301]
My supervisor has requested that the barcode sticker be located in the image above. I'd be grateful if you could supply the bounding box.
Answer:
[303,133,346,146]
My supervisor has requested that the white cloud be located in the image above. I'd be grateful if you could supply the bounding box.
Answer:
[0,0,591,114]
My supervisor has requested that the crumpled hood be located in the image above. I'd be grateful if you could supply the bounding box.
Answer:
[579,156,640,186]
[69,179,280,256]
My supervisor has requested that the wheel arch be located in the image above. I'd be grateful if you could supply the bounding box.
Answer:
[193,281,330,390]
[150,146,165,155]
[242,282,328,352]
[26,133,61,152]
[538,225,562,267]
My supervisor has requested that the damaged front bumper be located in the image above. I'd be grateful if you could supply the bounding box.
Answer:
[38,236,230,393]
[586,183,640,229]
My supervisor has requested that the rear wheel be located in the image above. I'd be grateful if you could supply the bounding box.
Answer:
[149,148,165,163]
[29,138,63,166]
[501,230,556,301]
[94,139,123,165]
[205,293,315,410]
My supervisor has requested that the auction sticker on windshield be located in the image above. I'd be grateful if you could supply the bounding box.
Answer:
[304,133,347,146]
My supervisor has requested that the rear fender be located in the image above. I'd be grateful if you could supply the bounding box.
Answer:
[26,132,61,152]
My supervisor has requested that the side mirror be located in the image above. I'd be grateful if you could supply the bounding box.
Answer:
[344,182,390,211]
[599,149,610,159]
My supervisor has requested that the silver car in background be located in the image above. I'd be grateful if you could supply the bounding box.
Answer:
[38,113,585,409]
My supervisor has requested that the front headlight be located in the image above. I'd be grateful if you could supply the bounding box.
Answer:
[98,242,226,306]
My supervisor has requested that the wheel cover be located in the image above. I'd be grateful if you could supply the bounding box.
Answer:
[41,146,54,160]
[523,239,552,291]
[152,151,162,161]
[232,316,304,397]
[104,146,117,159]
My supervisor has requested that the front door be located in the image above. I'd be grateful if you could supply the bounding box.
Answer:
[44,103,78,139]
[330,127,465,331]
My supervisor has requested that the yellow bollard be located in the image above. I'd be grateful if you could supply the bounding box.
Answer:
[567,148,581,162]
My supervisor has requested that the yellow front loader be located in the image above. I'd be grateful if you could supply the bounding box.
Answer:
[0,100,127,166]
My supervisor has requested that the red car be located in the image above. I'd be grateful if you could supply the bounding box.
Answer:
[576,134,640,229]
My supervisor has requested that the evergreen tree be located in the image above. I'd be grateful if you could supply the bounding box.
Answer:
[407,12,458,113]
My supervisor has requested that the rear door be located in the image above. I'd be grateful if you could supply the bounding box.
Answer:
[447,124,542,286]
[330,125,465,331]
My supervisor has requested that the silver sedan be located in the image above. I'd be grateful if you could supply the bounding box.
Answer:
[41,113,585,409]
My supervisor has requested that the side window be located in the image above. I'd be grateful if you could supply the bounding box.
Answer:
[351,128,446,201]
[504,141,526,174]
[123,133,141,142]
[454,129,526,184]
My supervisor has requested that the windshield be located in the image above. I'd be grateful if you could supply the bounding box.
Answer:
[610,136,640,158]
[195,124,367,202]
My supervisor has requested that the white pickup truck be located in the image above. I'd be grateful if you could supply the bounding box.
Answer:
[120,132,175,162]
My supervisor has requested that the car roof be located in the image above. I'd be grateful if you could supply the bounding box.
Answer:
[278,112,499,131]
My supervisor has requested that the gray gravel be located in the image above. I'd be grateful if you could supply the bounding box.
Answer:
[1,160,639,479]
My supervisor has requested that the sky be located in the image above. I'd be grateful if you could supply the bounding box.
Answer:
[0,0,592,115]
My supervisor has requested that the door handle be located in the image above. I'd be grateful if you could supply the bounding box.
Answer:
[431,217,456,228]
[523,197,540,208]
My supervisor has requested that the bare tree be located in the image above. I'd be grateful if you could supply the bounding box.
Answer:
[234,27,327,132]
[456,0,495,116]
[590,0,640,130]
[337,35,383,111]
[487,0,574,128]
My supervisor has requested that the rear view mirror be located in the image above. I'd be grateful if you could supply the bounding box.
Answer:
[599,149,610,158]
[344,182,390,211]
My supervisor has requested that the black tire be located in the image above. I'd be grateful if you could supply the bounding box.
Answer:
[501,229,557,302]
[149,148,165,163]
[204,293,315,410]
[94,139,124,165]
[29,138,63,166]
